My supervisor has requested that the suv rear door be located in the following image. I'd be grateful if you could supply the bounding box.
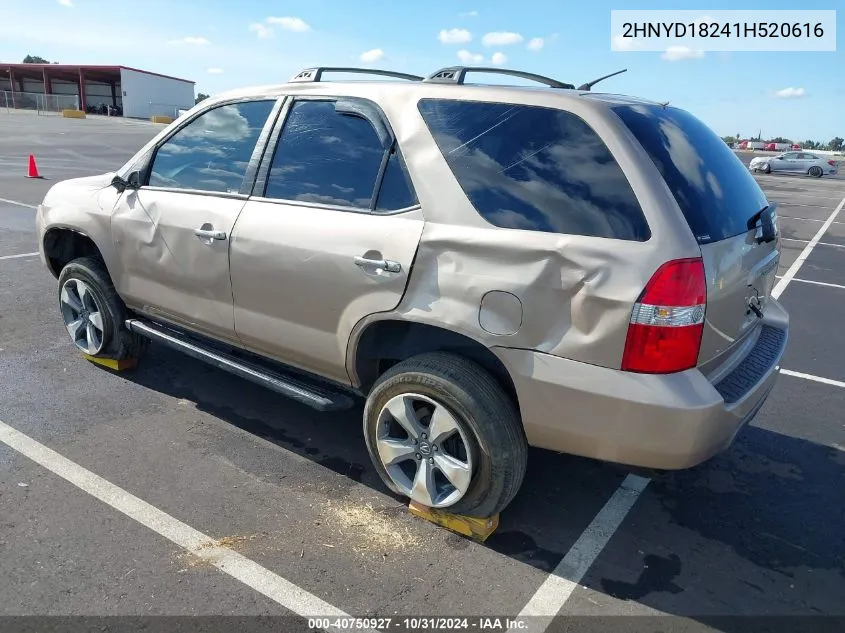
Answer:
[613,104,780,371]
[229,97,423,384]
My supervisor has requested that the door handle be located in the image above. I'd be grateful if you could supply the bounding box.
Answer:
[354,256,401,273]
[194,227,227,241]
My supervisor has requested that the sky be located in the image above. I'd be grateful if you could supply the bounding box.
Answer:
[0,0,841,142]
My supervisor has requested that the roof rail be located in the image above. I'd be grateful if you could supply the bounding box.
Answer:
[289,67,424,83]
[423,66,575,90]
[577,68,628,91]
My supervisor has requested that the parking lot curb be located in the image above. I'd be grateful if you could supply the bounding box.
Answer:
[408,500,499,542]
[82,354,138,371]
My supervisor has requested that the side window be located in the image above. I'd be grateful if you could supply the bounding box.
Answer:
[148,100,276,193]
[417,99,650,241]
[375,150,418,212]
[265,100,393,209]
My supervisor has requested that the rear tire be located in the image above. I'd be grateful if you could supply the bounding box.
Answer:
[363,352,527,518]
[58,257,147,361]
[809,166,823,178]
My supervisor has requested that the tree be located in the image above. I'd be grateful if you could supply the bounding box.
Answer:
[22,54,50,64]
[829,137,844,152]
[195,92,210,105]
[803,140,816,149]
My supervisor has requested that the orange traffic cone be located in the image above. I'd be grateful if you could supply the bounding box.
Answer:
[26,154,43,179]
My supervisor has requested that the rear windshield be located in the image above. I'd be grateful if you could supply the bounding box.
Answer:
[612,104,768,244]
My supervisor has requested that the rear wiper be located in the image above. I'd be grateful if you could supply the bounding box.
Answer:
[747,204,778,243]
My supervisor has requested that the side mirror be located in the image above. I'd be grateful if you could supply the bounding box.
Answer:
[127,170,141,189]
[111,170,141,193]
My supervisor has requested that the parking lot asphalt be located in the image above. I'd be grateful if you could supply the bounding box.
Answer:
[0,112,843,632]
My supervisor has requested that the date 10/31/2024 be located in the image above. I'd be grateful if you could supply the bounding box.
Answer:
[307,617,528,631]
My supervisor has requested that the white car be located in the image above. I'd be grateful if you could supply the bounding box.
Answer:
[750,151,838,178]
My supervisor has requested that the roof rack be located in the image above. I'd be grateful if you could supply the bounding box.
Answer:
[289,67,424,83]
[423,66,575,90]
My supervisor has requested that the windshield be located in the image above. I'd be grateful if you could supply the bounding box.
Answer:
[612,103,769,244]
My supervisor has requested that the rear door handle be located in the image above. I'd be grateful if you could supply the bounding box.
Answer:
[194,227,227,241]
[354,256,401,273]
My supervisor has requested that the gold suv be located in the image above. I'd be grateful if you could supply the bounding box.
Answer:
[36,66,789,517]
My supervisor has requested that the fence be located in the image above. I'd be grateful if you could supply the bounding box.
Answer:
[1,90,80,115]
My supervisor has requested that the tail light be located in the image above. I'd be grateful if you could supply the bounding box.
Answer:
[621,258,707,374]
[828,160,837,167]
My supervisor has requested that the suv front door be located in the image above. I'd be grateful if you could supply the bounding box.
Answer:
[229,97,423,384]
[110,99,279,341]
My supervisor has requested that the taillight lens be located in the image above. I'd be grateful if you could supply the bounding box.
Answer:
[621,258,707,374]
[828,160,837,167]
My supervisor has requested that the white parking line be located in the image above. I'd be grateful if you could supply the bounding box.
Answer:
[0,251,39,261]
[774,194,845,299]
[517,191,845,629]
[778,215,845,225]
[0,418,374,632]
[781,238,845,249]
[510,474,650,631]
[771,193,845,201]
[781,370,845,389]
[777,278,845,290]
[0,197,37,209]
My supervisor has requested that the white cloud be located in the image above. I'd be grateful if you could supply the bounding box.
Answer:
[612,34,639,51]
[774,87,806,99]
[527,37,544,51]
[206,68,224,74]
[459,10,478,17]
[491,52,508,65]
[439,28,472,44]
[359,48,386,63]
[248,23,272,39]
[266,16,311,32]
[57,0,73,7]
[457,49,484,64]
[661,46,705,61]
[482,31,523,47]
[171,36,210,45]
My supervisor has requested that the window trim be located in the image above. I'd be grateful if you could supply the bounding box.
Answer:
[138,96,285,196]
[253,95,418,215]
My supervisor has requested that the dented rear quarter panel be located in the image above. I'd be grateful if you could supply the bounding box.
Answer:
[348,85,702,373]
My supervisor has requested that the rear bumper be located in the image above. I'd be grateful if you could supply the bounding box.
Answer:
[494,300,789,470]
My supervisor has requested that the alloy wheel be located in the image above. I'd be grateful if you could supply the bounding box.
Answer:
[375,393,475,508]
[60,278,106,355]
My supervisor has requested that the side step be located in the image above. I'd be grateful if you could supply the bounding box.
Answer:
[125,319,356,412]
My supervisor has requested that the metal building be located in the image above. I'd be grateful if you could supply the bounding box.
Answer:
[0,63,195,119]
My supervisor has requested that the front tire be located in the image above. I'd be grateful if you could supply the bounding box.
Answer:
[58,257,147,361]
[363,352,527,518]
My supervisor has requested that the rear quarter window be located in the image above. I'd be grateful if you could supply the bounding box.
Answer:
[417,99,650,241]
[612,104,769,244]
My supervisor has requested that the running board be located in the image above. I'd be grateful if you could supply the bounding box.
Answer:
[125,319,355,412]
